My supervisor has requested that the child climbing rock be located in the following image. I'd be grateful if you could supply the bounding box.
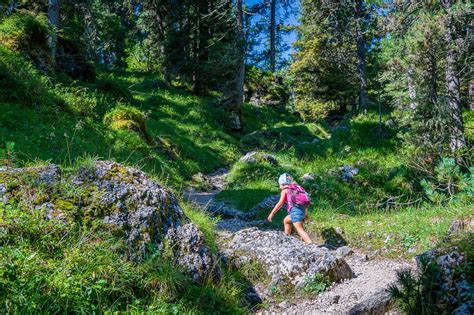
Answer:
[267,173,313,244]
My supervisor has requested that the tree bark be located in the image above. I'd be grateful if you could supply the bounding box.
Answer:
[48,0,60,65]
[470,82,474,111]
[6,0,18,16]
[269,0,276,73]
[443,2,466,152]
[407,64,418,110]
[355,0,368,111]
[231,0,245,131]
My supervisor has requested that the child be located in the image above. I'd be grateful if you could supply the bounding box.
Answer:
[267,173,313,244]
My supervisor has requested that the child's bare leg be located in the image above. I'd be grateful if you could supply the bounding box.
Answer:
[283,215,292,235]
[293,221,312,244]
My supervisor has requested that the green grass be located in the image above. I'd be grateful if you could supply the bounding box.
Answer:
[0,201,250,314]
[308,201,473,258]
[0,49,241,187]
[217,111,473,258]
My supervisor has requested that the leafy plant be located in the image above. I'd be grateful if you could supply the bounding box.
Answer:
[302,273,331,294]
[389,257,441,314]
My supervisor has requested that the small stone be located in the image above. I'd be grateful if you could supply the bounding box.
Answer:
[366,232,373,239]
[336,246,353,257]
[331,295,340,304]
[278,301,291,308]
[302,173,316,183]
[366,220,373,226]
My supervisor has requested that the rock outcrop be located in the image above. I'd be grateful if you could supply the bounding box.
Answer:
[417,249,473,314]
[221,228,354,291]
[239,151,278,166]
[0,161,220,282]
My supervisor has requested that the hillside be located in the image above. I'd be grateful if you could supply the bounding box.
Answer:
[1,6,473,315]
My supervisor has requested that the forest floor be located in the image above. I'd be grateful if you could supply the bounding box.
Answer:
[185,170,414,314]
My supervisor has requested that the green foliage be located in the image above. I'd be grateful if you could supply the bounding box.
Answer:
[387,253,473,314]
[104,105,150,142]
[294,97,339,122]
[0,11,51,53]
[0,198,247,313]
[95,73,133,103]
[245,66,288,103]
[0,46,56,107]
[302,273,331,295]
[55,85,98,117]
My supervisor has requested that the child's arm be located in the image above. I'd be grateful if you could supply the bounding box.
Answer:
[267,189,287,222]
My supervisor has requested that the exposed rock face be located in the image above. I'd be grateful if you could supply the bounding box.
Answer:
[0,161,220,282]
[417,249,473,314]
[164,223,221,282]
[221,228,354,290]
[239,151,278,166]
[247,194,280,218]
[447,217,474,237]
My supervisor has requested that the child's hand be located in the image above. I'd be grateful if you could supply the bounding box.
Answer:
[267,214,273,222]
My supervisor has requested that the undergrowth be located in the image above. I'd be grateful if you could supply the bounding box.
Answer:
[0,202,249,314]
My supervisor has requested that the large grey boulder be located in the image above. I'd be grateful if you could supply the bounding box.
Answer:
[0,161,220,282]
[221,228,354,290]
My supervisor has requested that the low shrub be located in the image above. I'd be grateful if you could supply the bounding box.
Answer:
[0,46,56,107]
[0,11,53,72]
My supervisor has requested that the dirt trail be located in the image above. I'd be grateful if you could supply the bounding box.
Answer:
[184,170,413,314]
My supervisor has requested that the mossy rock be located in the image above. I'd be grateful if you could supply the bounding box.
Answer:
[104,105,151,143]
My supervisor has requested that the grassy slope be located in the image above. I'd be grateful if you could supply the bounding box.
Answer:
[217,111,474,258]
[0,64,241,188]
[0,48,251,313]
[0,37,473,312]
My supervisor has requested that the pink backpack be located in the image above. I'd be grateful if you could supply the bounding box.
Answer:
[287,183,311,211]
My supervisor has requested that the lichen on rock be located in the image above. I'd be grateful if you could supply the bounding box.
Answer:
[220,228,354,291]
[0,161,220,283]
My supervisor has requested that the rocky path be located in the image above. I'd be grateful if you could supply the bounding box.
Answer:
[184,170,413,314]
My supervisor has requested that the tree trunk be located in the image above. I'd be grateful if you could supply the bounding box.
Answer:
[231,0,244,131]
[6,0,18,16]
[470,82,474,111]
[355,0,368,111]
[407,64,418,110]
[443,3,466,152]
[48,0,60,65]
[269,0,276,73]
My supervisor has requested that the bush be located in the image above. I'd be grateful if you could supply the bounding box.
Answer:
[420,158,474,202]
[104,105,151,142]
[0,11,53,72]
[0,46,55,107]
[294,96,339,122]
